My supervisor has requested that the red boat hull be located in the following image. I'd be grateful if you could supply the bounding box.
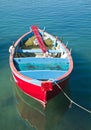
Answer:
[13,72,69,107]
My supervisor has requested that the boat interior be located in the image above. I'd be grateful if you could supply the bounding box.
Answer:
[13,30,70,81]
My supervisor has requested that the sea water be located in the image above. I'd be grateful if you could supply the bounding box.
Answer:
[0,0,91,130]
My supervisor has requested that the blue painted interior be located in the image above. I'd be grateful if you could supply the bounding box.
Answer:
[21,32,33,42]
[14,57,69,79]
[14,57,68,64]
[20,70,66,80]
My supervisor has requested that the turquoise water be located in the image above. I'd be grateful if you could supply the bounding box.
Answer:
[0,0,91,130]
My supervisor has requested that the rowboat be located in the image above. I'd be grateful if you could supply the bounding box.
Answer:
[9,25,73,108]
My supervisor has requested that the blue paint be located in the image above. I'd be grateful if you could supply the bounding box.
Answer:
[14,57,69,71]
[20,70,66,79]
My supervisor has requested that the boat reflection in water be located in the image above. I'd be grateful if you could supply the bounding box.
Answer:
[14,83,70,130]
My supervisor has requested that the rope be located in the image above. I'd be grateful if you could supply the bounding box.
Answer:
[52,80,91,114]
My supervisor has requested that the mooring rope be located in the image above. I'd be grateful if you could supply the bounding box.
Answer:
[53,80,91,114]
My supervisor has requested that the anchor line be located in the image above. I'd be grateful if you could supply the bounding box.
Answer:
[52,80,91,114]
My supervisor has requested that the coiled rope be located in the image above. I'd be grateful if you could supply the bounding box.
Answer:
[53,80,91,114]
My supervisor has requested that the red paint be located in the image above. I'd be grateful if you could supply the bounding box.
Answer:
[13,73,46,103]
[32,26,47,53]
[41,81,52,91]
[13,72,69,107]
